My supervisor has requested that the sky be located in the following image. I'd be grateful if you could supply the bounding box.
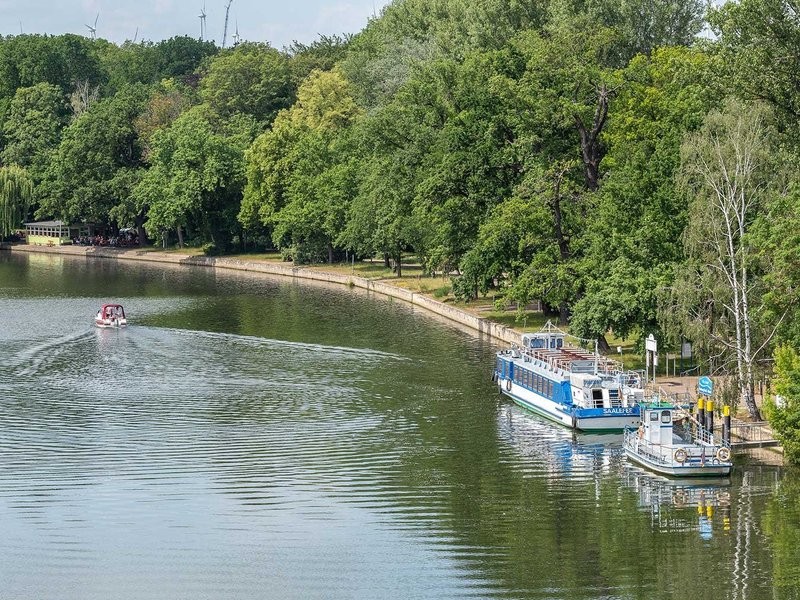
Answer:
[1,0,393,49]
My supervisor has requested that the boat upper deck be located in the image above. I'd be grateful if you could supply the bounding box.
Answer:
[519,344,622,375]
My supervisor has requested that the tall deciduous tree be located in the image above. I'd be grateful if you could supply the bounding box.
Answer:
[36,85,149,224]
[135,108,245,250]
[710,0,800,137]
[199,43,292,125]
[570,47,723,342]
[0,165,33,238]
[1,83,70,182]
[241,69,361,262]
[666,99,775,420]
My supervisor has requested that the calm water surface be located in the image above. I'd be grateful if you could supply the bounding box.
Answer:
[0,251,798,600]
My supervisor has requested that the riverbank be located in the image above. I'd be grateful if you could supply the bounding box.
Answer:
[1,243,523,346]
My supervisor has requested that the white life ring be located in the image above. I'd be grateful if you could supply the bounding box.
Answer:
[674,448,688,463]
[505,379,512,391]
[716,447,731,462]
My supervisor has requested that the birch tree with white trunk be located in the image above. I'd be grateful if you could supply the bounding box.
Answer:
[672,99,777,420]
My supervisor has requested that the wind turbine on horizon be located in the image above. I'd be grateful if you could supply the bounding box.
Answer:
[85,13,98,40]
[232,20,240,46]
[222,0,233,48]
[199,3,207,41]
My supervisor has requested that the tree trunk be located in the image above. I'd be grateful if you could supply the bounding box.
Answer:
[383,253,390,269]
[395,249,402,278]
[574,83,612,192]
[558,301,569,326]
[177,225,184,249]
[134,213,148,247]
[327,242,333,264]
[597,335,611,354]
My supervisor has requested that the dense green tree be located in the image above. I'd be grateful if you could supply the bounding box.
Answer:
[1,83,70,182]
[710,0,800,139]
[765,345,800,464]
[287,35,351,87]
[752,183,800,347]
[569,47,723,342]
[549,0,707,65]
[134,81,195,160]
[36,85,149,224]
[0,165,33,238]
[411,52,522,274]
[99,36,218,92]
[241,69,361,261]
[199,43,292,124]
[135,108,245,250]
[0,34,103,98]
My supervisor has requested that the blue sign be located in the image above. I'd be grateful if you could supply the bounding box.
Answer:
[698,376,714,396]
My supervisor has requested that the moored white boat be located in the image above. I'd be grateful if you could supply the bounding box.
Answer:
[494,322,644,432]
[95,303,127,328]
[623,401,732,477]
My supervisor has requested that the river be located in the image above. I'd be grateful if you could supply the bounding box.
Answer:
[0,250,796,600]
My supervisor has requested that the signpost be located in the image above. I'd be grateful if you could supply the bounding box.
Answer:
[645,334,657,384]
[698,376,713,396]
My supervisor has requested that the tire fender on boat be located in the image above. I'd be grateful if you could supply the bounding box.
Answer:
[716,447,731,462]
[505,379,512,391]
[674,448,688,463]
[491,371,496,382]
[571,415,577,430]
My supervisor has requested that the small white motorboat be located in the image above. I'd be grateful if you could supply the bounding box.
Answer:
[623,401,732,477]
[95,303,127,328]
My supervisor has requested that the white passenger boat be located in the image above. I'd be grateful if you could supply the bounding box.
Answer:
[623,401,732,477]
[95,303,127,328]
[494,323,644,432]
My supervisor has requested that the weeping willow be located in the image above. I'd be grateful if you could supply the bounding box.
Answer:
[0,165,33,238]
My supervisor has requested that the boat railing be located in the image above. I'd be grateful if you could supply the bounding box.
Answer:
[624,426,730,464]
[623,429,671,465]
[514,343,642,383]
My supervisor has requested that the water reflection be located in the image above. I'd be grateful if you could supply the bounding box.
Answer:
[496,402,621,481]
[621,467,731,539]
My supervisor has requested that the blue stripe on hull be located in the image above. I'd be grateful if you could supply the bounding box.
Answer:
[498,381,637,432]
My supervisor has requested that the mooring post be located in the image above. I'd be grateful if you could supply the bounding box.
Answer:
[697,397,705,436]
[706,399,714,438]
[723,405,731,445]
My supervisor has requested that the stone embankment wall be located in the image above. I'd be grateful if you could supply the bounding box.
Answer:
[2,244,522,346]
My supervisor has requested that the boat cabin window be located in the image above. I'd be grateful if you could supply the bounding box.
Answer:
[649,412,659,422]
[551,338,563,349]
[661,410,671,424]
[530,338,545,349]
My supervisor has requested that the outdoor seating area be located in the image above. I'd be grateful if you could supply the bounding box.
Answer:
[24,221,139,248]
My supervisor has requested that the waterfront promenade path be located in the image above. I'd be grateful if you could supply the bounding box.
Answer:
[2,243,523,346]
